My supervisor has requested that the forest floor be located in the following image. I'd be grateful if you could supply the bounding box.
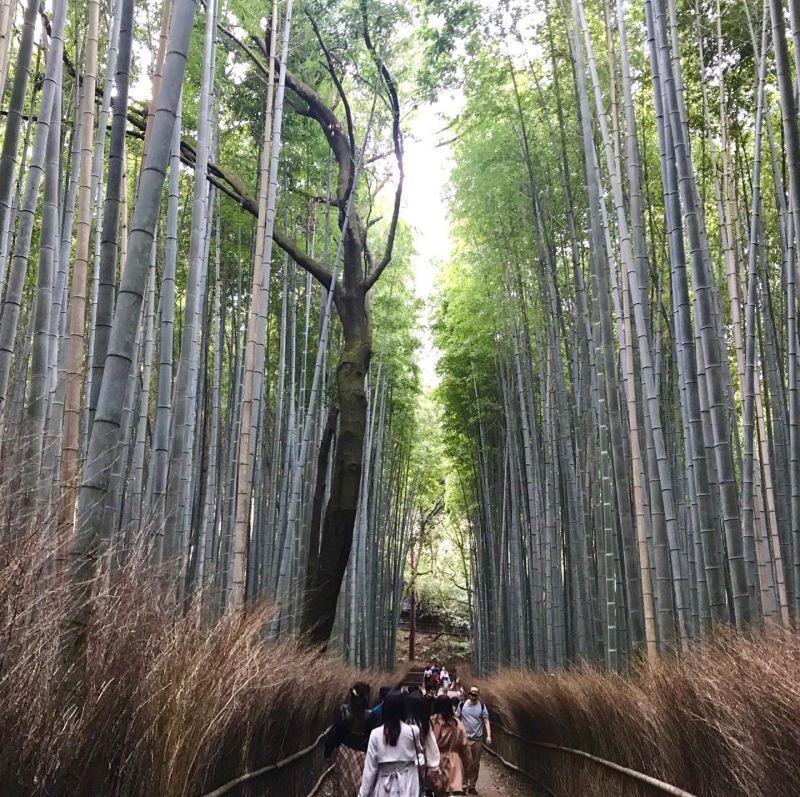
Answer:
[394,628,472,669]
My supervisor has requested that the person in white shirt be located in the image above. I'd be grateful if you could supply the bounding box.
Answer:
[440,667,451,691]
[446,678,464,702]
[358,691,440,797]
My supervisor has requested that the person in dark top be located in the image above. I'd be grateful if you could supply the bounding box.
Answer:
[370,685,393,725]
[325,682,372,797]
[405,689,432,746]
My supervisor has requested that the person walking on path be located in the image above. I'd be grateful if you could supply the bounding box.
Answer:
[358,691,441,797]
[423,665,434,693]
[458,686,492,795]
[440,667,451,692]
[431,695,469,795]
[371,685,393,725]
[406,690,442,795]
[325,682,373,796]
[446,678,463,701]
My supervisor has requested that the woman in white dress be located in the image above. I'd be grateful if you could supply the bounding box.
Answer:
[358,691,441,797]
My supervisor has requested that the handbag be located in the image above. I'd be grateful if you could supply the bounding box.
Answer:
[424,768,442,796]
[410,726,425,795]
[412,726,442,797]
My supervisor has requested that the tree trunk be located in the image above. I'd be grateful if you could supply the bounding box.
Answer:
[301,298,371,647]
[0,0,39,293]
[164,0,216,575]
[59,0,197,697]
[88,0,134,437]
[0,0,66,415]
[59,0,101,545]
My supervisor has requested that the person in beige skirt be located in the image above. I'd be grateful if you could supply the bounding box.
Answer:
[431,695,469,795]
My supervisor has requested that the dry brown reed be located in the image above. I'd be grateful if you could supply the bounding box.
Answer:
[0,497,365,797]
[480,630,800,797]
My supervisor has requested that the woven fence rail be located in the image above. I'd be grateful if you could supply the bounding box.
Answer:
[197,725,333,797]
[491,720,697,797]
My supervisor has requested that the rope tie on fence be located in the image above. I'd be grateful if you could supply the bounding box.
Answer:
[197,725,333,797]
[492,720,698,797]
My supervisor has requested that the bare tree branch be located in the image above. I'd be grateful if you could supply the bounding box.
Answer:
[306,10,357,158]
[272,228,334,290]
[282,67,353,204]
[133,96,335,292]
[215,16,270,82]
[361,0,404,292]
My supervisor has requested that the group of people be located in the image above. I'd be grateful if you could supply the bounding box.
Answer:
[422,661,453,696]
[324,670,492,797]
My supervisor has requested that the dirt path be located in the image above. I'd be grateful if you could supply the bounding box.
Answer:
[319,753,540,797]
[476,752,540,796]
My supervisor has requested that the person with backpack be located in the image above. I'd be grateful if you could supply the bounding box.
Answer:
[457,686,492,795]
[325,682,373,796]
[358,691,440,797]
[431,695,468,796]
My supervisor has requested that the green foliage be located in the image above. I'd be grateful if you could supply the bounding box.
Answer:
[401,397,472,635]
[412,0,481,99]
[415,573,470,632]
[371,221,423,443]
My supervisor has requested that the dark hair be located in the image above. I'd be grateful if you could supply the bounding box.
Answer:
[345,682,371,736]
[405,690,431,742]
[382,690,407,746]
[348,682,370,708]
[433,695,457,724]
[379,686,392,701]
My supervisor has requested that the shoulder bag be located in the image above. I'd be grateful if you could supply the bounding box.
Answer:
[413,726,442,797]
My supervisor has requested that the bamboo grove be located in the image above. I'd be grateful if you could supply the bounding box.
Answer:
[436,0,800,672]
[0,0,429,672]
[5,0,800,691]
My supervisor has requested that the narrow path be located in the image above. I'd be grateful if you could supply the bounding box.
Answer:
[319,755,539,797]
[476,753,541,797]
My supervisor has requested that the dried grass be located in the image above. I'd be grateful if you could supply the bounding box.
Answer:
[480,630,800,796]
[0,506,360,797]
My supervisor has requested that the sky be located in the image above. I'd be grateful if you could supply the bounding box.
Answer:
[401,93,463,390]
